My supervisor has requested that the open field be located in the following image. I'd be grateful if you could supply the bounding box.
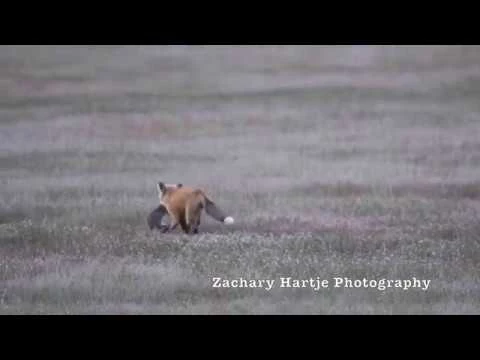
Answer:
[1,45,480,314]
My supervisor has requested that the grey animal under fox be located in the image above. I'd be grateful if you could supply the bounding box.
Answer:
[147,204,169,231]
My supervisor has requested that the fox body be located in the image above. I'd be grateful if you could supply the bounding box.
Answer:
[154,182,234,234]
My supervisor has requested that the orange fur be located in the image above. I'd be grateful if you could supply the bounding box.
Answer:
[159,184,208,234]
[156,182,233,234]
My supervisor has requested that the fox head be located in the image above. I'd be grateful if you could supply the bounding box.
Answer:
[157,181,183,201]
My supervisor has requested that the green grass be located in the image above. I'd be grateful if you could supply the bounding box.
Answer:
[1,45,480,314]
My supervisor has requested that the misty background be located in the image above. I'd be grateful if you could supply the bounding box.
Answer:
[1,45,479,314]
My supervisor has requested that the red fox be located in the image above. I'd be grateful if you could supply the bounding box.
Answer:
[152,182,234,234]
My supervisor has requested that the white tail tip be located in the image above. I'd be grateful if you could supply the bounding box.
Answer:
[224,216,234,225]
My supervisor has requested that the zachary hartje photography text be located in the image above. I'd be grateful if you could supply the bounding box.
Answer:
[212,277,431,292]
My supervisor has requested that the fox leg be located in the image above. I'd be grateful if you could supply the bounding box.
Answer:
[162,213,189,234]
[161,209,181,233]
[185,200,201,234]
[192,213,201,234]
[193,219,199,234]
[178,213,190,234]
[162,221,178,233]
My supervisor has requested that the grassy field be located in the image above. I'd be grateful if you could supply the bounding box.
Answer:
[1,45,480,314]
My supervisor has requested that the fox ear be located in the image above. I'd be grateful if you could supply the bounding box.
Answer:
[157,182,166,194]
[177,183,183,188]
